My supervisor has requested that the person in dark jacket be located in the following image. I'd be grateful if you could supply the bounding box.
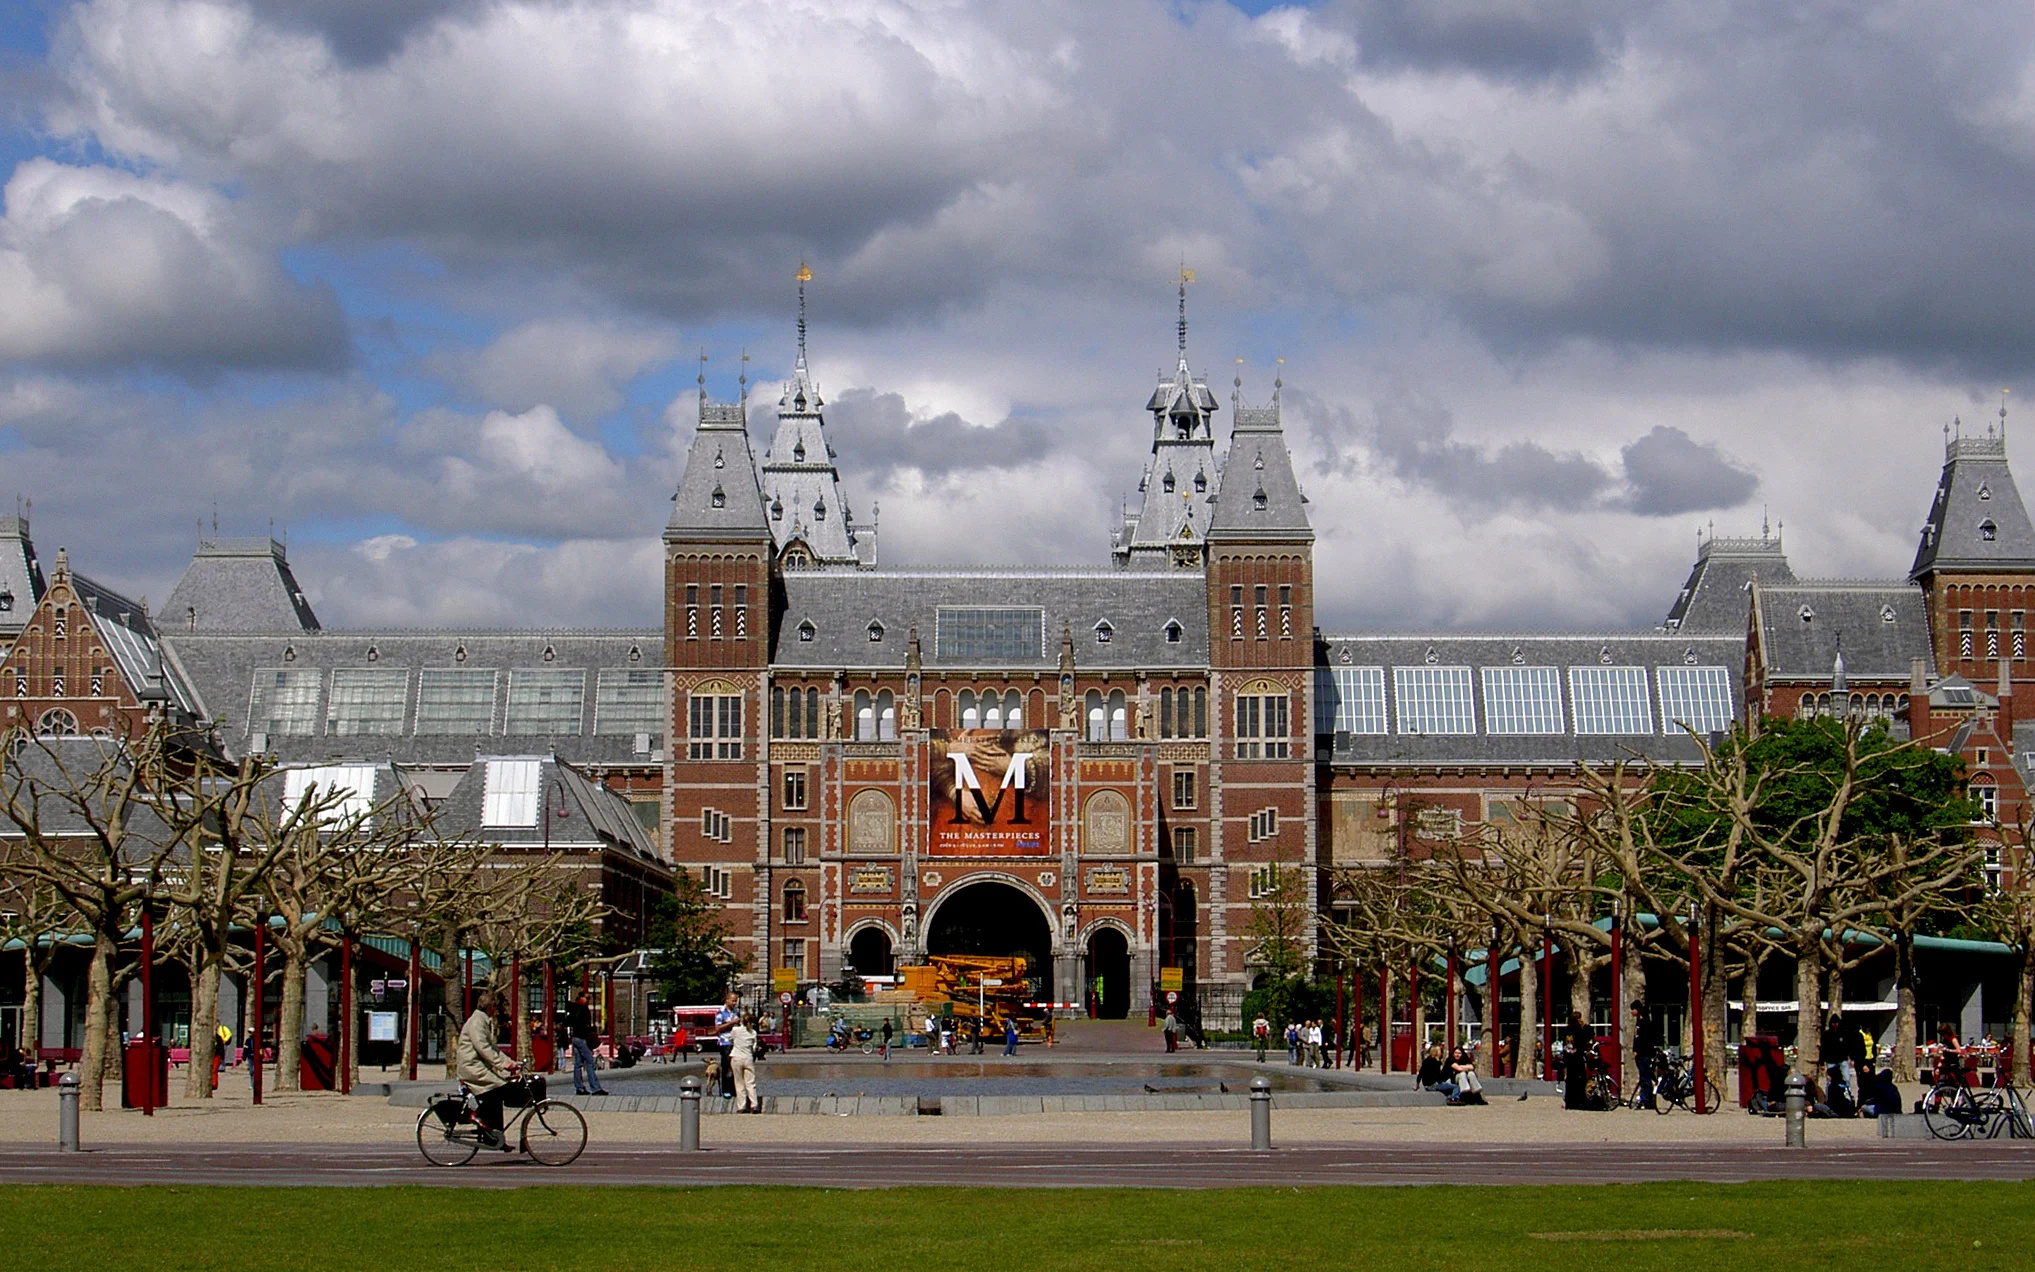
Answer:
[1563,1013,1594,1109]
[1631,1002,1659,1109]
[563,992,607,1096]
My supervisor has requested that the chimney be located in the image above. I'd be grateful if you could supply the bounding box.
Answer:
[2000,658,2014,736]
[1908,657,1930,741]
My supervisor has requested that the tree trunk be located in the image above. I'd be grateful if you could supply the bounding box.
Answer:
[2014,948,2033,1088]
[1566,945,1594,1026]
[184,946,223,1100]
[276,947,307,1092]
[1744,950,1764,1039]
[78,935,113,1112]
[1794,944,1823,1077]
[18,955,39,1057]
[1517,941,1539,1081]
[1701,920,1728,1097]
[1894,934,1919,1082]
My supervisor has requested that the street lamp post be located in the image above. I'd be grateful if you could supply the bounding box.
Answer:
[1540,913,1554,1082]
[405,931,421,1082]
[251,904,267,1106]
[339,927,354,1095]
[1609,899,1623,1091]
[140,885,156,1116]
[1689,903,1707,1113]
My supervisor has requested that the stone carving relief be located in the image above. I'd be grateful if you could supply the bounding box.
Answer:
[1083,789,1132,855]
[847,788,896,855]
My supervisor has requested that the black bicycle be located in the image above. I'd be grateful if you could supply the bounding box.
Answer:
[1921,1078,2033,1141]
[1633,1050,1723,1114]
[416,1078,588,1167]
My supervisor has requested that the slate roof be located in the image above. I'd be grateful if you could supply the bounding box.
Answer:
[164,629,665,767]
[772,569,1209,670]
[419,754,664,864]
[1120,353,1221,568]
[0,515,45,640]
[666,396,771,542]
[1752,580,1933,680]
[1911,432,2035,578]
[1208,392,1311,541]
[1318,631,1745,766]
[1664,534,1794,632]
[759,346,864,566]
[162,538,320,632]
[66,568,205,716]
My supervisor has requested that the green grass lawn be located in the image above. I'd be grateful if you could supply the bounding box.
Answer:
[3,1181,2022,1271]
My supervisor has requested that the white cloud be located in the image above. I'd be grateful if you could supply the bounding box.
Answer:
[423,319,679,421]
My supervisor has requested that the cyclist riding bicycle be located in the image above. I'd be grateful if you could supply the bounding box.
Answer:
[456,989,521,1148]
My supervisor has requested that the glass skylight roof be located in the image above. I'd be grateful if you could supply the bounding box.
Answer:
[1570,666,1653,734]
[1394,665,1476,735]
[326,668,408,736]
[416,669,497,736]
[1318,666,1389,734]
[506,669,586,735]
[248,668,321,737]
[595,668,664,735]
[1481,666,1565,735]
[936,607,1047,663]
[1656,665,1735,736]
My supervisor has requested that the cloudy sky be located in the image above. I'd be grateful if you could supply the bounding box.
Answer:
[1,0,2030,632]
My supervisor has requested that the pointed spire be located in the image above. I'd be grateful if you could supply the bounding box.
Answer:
[1832,634,1847,696]
[1176,264,1194,363]
[698,347,708,405]
[796,261,812,372]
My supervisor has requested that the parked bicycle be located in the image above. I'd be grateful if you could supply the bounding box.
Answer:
[1631,1049,1723,1114]
[1921,1078,2034,1141]
[416,1077,588,1166]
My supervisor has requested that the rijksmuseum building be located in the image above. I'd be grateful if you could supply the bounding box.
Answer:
[3,298,2031,1025]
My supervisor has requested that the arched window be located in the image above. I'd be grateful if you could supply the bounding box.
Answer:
[1108,689,1129,741]
[1159,687,1175,739]
[1982,520,1999,542]
[1972,776,1998,824]
[783,881,807,923]
[1004,689,1023,727]
[35,708,77,736]
[1085,689,1105,742]
[982,697,1002,729]
[959,689,978,729]
[854,690,874,741]
[877,690,896,742]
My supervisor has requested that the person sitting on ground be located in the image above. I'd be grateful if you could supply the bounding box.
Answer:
[455,990,519,1148]
[1417,1043,1457,1099]
[1823,1061,1858,1118]
[1447,1045,1485,1104]
[1859,1068,1903,1117]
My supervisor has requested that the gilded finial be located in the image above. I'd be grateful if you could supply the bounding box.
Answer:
[1177,264,1194,356]
[796,262,812,364]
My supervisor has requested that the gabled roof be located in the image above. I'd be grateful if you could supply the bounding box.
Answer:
[1208,389,1311,542]
[667,396,770,542]
[0,514,44,640]
[424,754,664,865]
[1911,430,2035,578]
[1664,533,1793,632]
[1752,580,1932,680]
[163,537,320,633]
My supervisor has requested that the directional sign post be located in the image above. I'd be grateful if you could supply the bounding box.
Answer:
[979,977,1004,1031]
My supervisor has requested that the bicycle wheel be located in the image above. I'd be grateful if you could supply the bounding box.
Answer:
[417,1100,479,1166]
[1922,1083,1978,1140]
[521,1099,588,1166]
[1697,1078,1723,1113]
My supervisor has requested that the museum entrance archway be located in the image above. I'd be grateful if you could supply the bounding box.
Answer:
[1085,927,1131,1019]
[847,927,893,978]
[924,880,1054,1001]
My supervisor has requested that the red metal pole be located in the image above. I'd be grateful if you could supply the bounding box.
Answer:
[1334,970,1346,1069]
[251,915,265,1106]
[1609,909,1624,1090]
[339,931,354,1095]
[405,937,421,1082]
[141,905,155,1116]
[510,956,522,1059]
[1351,965,1364,1072]
[1690,911,1707,1113]
[604,970,616,1050]
[1408,962,1420,1055]
[543,962,557,1074]
[1540,923,1554,1082]
[1378,965,1390,1074]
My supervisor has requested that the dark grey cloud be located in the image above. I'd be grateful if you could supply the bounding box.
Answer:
[245,0,473,67]
[822,388,1055,481]
[1618,425,1757,516]
[1321,0,1626,83]
[1365,398,1616,514]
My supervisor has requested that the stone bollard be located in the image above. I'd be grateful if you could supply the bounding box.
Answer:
[1784,1073,1807,1148]
[1249,1076,1272,1150]
[679,1075,701,1152]
[58,1073,79,1152]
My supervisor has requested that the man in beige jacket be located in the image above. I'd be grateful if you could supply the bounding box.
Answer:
[457,990,519,1147]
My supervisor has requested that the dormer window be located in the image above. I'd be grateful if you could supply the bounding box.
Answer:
[1193,472,1207,493]
[797,620,816,643]
[1162,471,1175,493]
[1979,482,1993,500]
[1163,620,1182,644]
[1252,489,1268,511]
[710,485,726,509]
[1882,605,1897,624]
[713,448,725,469]
[867,621,884,643]
[1981,519,1998,542]
[814,499,827,521]
[628,644,642,663]
[1095,620,1114,644]
[793,441,806,462]
[1799,605,1814,624]
[0,588,13,612]
[771,499,783,521]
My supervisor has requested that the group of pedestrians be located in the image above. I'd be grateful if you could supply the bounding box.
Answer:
[1285,1019,1329,1066]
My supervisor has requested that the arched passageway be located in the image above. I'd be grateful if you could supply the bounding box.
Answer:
[924,880,1055,1001]
[847,927,894,978]
[1086,927,1131,1019]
